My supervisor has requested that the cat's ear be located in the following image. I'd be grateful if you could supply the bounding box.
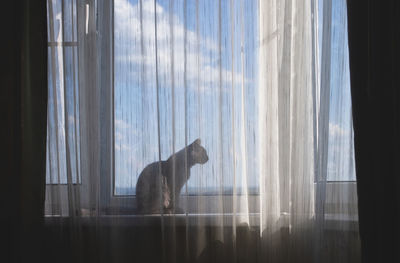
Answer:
[193,138,201,145]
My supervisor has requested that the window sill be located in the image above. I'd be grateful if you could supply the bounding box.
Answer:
[44,212,358,232]
[44,213,261,227]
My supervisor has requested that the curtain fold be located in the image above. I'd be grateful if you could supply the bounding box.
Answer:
[44,0,360,262]
[347,0,400,262]
[2,1,48,263]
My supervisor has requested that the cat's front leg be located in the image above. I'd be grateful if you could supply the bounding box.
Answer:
[170,190,185,214]
[162,176,171,211]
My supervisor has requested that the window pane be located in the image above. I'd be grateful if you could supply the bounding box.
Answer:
[324,0,356,181]
[46,0,80,184]
[114,0,259,195]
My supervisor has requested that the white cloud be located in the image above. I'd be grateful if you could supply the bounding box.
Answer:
[114,0,246,90]
[115,143,131,151]
[115,131,124,141]
[68,115,75,125]
[327,121,355,180]
[112,0,256,187]
[329,122,348,137]
[115,118,131,130]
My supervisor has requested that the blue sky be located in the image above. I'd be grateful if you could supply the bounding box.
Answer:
[113,0,355,194]
[113,0,259,194]
[45,0,355,189]
[324,0,355,181]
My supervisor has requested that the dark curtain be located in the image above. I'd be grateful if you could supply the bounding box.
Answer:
[1,1,47,263]
[346,0,400,262]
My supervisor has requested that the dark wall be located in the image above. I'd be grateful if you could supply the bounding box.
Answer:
[42,219,359,263]
[42,221,259,263]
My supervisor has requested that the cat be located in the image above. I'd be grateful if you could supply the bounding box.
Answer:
[135,138,209,214]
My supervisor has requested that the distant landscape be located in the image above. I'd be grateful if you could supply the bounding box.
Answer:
[115,186,259,196]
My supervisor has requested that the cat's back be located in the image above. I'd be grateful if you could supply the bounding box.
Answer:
[136,160,166,197]
[136,160,166,213]
[137,161,162,186]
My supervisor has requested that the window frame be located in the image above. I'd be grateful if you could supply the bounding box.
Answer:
[101,0,358,219]
[45,0,87,216]
[45,0,358,224]
[101,0,263,215]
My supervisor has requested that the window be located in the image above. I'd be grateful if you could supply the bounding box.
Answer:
[45,0,357,219]
[45,0,82,216]
[112,0,260,199]
[314,0,357,221]
[322,0,355,182]
[46,0,81,186]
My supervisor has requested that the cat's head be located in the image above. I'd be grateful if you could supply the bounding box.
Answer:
[189,138,209,165]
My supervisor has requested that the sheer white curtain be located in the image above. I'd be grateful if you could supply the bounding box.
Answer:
[45,0,360,262]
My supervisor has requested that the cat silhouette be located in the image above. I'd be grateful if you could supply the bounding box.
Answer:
[136,138,208,214]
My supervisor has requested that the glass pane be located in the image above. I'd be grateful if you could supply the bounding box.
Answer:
[114,0,259,195]
[325,0,356,181]
[46,0,80,184]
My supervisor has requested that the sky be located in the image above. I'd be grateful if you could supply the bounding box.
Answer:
[113,0,355,195]
[113,0,259,194]
[45,0,355,191]
[323,0,356,181]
